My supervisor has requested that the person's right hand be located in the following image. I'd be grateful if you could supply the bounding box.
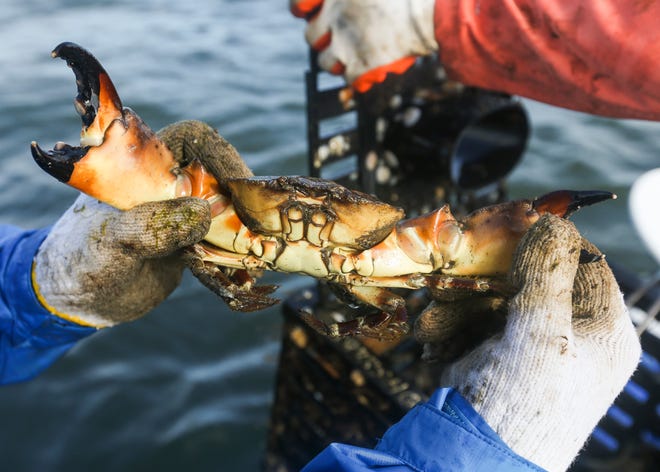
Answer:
[291,0,438,92]
[415,215,641,471]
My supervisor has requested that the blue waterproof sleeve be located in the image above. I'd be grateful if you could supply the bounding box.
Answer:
[303,388,545,471]
[0,225,96,384]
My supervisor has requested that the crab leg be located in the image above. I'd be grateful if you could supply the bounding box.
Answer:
[300,284,408,340]
[301,309,403,340]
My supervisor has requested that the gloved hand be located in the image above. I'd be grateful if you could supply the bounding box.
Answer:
[291,0,437,92]
[30,121,228,328]
[415,214,641,471]
[33,196,210,327]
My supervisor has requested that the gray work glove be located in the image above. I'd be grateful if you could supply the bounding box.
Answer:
[415,214,641,471]
[31,121,242,327]
[34,196,210,327]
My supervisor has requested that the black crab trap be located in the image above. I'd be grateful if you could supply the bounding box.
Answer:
[263,54,659,471]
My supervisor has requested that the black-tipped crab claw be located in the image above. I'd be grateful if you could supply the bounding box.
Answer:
[30,42,182,209]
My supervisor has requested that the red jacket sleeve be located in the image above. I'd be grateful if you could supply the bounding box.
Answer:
[434,0,660,120]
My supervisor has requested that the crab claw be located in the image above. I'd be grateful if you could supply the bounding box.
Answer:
[31,42,181,210]
[439,189,616,277]
[532,190,616,218]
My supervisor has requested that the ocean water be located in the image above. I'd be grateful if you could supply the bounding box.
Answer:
[0,1,657,470]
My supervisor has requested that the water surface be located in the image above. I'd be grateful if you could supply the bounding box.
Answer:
[0,1,658,470]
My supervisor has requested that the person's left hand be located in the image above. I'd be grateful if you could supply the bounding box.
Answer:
[31,120,255,327]
[33,119,259,328]
[291,0,438,92]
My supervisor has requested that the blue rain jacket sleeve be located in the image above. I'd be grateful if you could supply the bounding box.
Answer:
[304,388,545,472]
[0,225,96,384]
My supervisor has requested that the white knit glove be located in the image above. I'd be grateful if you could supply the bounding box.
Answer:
[416,215,641,471]
[291,0,437,91]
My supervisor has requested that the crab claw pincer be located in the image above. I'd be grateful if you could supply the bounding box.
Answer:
[30,42,182,209]
[531,189,616,218]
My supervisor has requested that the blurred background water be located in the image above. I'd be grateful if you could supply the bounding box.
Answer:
[0,1,657,470]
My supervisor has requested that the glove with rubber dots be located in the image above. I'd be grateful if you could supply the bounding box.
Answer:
[415,214,641,471]
[291,0,437,92]
[31,121,249,328]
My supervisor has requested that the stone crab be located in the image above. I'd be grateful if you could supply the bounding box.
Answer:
[31,43,614,340]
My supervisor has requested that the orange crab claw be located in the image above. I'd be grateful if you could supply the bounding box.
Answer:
[30,42,187,210]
